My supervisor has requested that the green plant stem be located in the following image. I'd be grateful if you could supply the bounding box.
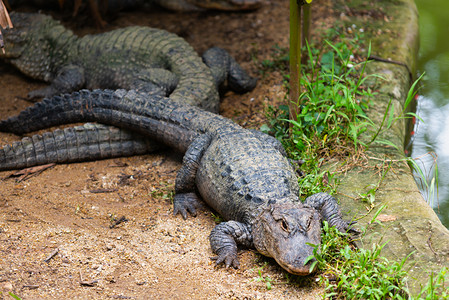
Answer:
[289,0,301,122]
[302,3,311,65]
[366,98,393,146]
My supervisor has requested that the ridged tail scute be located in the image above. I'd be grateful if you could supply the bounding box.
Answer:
[0,123,161,171]
[0,89,218,153]
[0,90,117,134]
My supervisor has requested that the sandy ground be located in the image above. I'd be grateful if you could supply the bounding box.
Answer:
[0,0,337,298]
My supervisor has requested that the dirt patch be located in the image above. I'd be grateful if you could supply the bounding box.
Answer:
[0,1,337,298]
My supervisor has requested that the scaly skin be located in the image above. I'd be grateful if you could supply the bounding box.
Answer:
[0,12,219,110]
[0,89,355,275]
[0,12,256,166]
[0,123,160,170]
[151,0,261,11]
[0,12,255,111]
[7,0,261,12]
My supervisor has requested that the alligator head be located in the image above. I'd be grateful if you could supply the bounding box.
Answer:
[0,12,69,81]
[0,12,46,59]
[252,202,322,275]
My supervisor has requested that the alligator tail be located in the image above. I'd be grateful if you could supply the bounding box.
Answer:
[0,123,160,171]
[0,89,227,152]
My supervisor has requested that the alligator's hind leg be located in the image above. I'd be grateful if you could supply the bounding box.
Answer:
[27,64,85,101]
[304,192,356,233]
[249,129,288,156]
[173,133,212,219]
[202,47,257,94]
[249,129,306,175]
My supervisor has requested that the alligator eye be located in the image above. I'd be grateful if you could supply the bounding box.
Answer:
[280,219,288,231]
[305,213,313,230]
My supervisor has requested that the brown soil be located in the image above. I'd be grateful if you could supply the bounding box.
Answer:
[0,1,337,298]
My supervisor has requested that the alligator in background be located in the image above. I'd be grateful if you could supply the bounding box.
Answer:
[0,12,256,166]
[6,0,261,11]
[0,89,355,275]
[0,12,256,110]
[5,0,261,28]
[6,0,262,28]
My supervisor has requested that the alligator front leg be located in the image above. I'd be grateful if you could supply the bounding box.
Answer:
[304,192,356,233]
[209,220,252,268]
[28,64,85,100]
[173,133,212,219]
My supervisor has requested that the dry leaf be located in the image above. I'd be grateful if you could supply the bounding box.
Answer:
[0,0,12,29]
[376,214,397,222]
[10,163,56,182]
[0,0,12,54]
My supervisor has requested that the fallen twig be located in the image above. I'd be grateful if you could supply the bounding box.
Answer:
[110,216,128,228]
[22,285,39,290]
[44,248,59,263]
[80,279,98,287]
[9,163,56,182]
[79,270,98,287]
[89,188,118,193]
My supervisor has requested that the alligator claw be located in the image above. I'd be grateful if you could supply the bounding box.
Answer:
[27,88,50,102]
[173,192,201,219]
[346,220,360,234]
[211,248,239,269]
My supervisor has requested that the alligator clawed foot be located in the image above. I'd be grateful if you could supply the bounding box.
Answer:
[210,248,240,269]
[173,192,202,219]
[346,220,360,234]
[27,87,52,102]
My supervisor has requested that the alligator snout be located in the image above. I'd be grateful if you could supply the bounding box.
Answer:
[278,256,317,276]
[252,203,322,275]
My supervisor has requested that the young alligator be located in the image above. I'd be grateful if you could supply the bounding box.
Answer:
[0,89,354,274]
[0,12,256,165]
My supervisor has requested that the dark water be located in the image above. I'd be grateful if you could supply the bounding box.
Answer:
[411,0,449,227]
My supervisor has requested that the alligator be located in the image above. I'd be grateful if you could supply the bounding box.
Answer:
[0,89,355,274]
[0,12,256,111]
[6,0,262,12]
[5,0,261,28]
[0,12,256,165]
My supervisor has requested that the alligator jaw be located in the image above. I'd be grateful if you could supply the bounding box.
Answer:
[276,259,316,276]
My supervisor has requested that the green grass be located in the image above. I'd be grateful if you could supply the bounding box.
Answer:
[305,221,449,299]
[253,262,274,290]
[307,222,410,299]
[416,268,449,299]
[262,38,378,197]
[261,35,448,299]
